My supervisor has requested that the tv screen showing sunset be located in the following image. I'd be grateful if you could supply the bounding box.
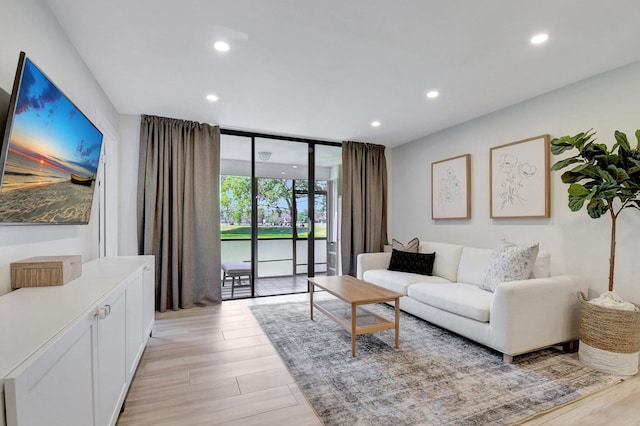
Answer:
[0,56,103,224]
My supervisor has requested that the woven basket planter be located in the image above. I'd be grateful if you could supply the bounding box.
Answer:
[577,291,640,375]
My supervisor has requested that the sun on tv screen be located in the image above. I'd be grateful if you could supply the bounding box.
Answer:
[0,52,104,225]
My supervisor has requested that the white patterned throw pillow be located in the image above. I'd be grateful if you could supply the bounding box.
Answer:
[480,239,539,292]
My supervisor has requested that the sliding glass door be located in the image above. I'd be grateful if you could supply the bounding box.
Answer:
[220,134,254,299]
[316,144,342,277]
[254,137,308,296]
[220,131,341,300]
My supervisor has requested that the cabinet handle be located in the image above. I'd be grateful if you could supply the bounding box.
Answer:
[95,305,111,320]
[144,264,151,271]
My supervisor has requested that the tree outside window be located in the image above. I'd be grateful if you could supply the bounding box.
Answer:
[220,175,326,240]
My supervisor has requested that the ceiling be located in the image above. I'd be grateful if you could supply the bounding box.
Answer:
[44,0,640,148]
[220,134,342,167]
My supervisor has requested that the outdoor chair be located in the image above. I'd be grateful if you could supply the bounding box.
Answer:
[221,261,252,297]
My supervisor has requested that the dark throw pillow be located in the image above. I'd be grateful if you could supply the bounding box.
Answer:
[388,249,435,276]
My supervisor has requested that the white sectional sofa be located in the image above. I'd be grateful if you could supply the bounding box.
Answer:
[357,241,587,362]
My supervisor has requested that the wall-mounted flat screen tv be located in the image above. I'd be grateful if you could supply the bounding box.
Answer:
[0,52,103,224]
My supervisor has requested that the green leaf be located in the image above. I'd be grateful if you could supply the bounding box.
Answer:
[567,183,590,211]
[550,131,598,155]
[551,157,581,171]
[598,187,620,199]
[592,143,610,155]
[576,130,596,150]
[594,154,620,168]
[607,165,630,182]
[628,157,640,166]
[570,164,601,179]
[619,185,640,196]
[550,145,574,155]
[636,129,640,150]
[550,136,577,155]
[613,130,631,153]
[626,158,640,174]
[568,195,587,212]
[568,183,589,196]
[586,197,608,218]
[561,171,586,184]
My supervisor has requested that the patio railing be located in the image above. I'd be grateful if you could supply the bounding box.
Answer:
[221,238,327,278]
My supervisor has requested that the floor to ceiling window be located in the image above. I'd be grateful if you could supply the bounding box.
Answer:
[220,130,341,300]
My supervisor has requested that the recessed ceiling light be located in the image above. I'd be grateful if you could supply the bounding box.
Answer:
[371,121,381,127]
[280,171,286,175]
[426,90,439,99]
[530,33,549,45]
[214,41,230,52]
[292,165,298,169]
[206,94,219,102]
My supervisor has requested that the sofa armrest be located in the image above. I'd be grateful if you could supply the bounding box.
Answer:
[356,252,392,280]
[490,275,588,356]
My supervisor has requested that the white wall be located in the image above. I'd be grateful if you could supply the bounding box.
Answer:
[0,0,119,295]
[391,60,640,303]
[117,115,141,255]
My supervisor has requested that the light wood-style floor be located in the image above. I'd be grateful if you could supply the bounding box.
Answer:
[117,293,640,426]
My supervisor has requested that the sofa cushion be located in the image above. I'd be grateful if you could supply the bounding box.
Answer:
[419,241,463,282]
[388,249,435,275]
[408,283,493,322]
[363,269,451,296]
[392,237,420,253]
[457,247,493,286]
[531,251,551,278]
[480,240,539,292]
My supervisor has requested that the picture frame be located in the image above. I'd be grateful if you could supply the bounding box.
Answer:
[490,134,550,218]
[431,154,471,220]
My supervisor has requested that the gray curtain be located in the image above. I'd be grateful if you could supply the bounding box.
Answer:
[137,115,221,312]
[341,141,388,276]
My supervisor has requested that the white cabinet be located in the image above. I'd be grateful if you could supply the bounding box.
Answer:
[0,256,155,426]
[4,313,97,426]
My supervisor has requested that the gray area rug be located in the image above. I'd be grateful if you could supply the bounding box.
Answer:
[249,300,623,426]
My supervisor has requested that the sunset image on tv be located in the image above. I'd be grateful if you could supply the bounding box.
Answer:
[0,57,103,224]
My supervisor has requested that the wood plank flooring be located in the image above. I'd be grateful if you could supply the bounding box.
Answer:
[117,293,640,426]
[117,293,326,426]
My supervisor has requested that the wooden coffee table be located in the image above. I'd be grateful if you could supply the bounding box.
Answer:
[308,275,402,356]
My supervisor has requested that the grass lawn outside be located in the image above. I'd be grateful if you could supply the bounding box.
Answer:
[221,224,326,239]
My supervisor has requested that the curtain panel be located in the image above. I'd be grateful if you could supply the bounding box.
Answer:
[341,141,388,276]
[137,115,221,311]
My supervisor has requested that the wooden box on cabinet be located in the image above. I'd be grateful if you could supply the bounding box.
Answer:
[10,256,82,289]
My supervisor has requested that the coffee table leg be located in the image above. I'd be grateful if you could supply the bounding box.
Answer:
[395,297,400,349]
[309,280,314,321]
[351,304,357,357]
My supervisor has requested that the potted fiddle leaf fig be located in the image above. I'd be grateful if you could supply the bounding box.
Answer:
[551,129,640,375]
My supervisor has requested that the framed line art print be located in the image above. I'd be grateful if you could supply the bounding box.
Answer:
[431,154,471,220]
[490,134,550,218]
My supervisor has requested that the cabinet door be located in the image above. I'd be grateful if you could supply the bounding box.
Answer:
[96,287,127,426]
[125,269,144,383]
[4,314,97,426]
[142,258,155,338]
